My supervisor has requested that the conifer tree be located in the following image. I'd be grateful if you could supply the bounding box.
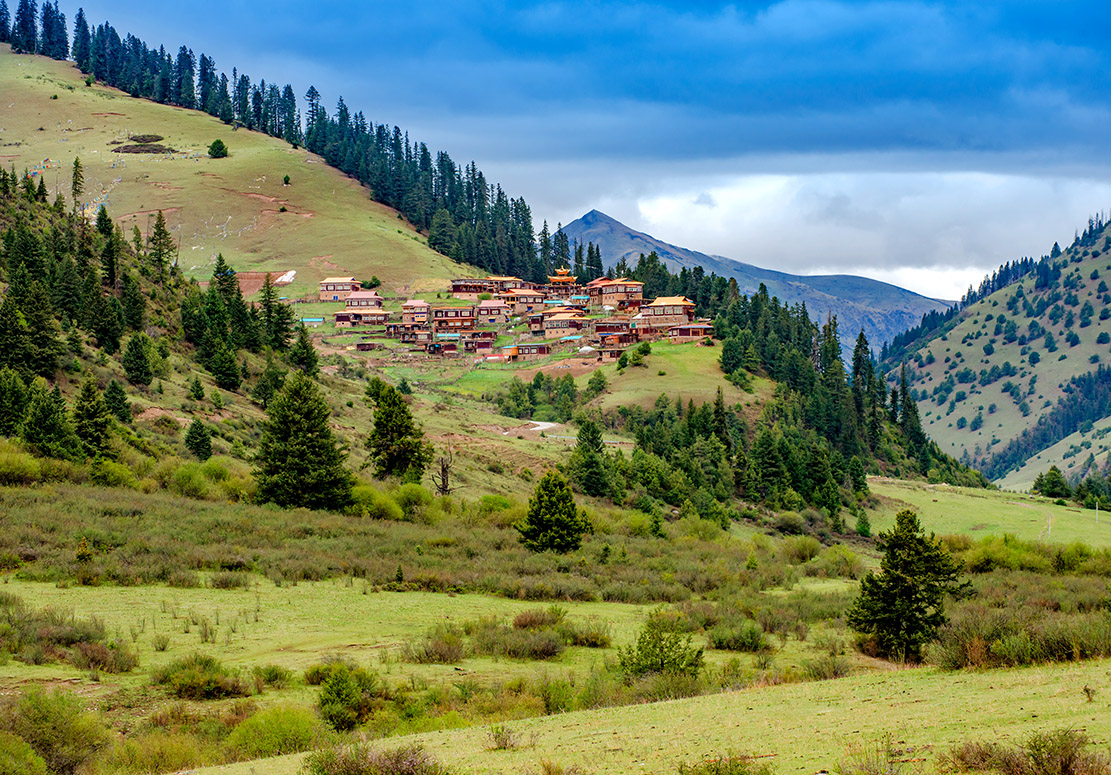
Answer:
[22,381,82,461]
[121,333,153,385]
[251,358,285,409]
[288,324,318,376]
[0,294,32,379]
[254,371,353,510]
[148,210,174,283]
[72,375,112,458]
[570,419,608,497]
[188,376,205,401]
[19,284,64,377]
[71,7,89,70]
[0,1,10,44]
[10,0,37,53]
[366,385,432,481]
[209,341,241,391]
[70,156,83,216]
[103,379,130,423]
[120,273,145,330]
[515,470,591,554]
[847,510,967,661]
[184,419,212,460]
[0,367,29,436]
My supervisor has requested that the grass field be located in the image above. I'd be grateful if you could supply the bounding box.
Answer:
[0,47,466,297]
[870,478,1111,546]
[194,656,1111,775]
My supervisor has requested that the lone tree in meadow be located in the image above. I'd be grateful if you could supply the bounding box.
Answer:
[515,470,591,554]
[847,509,967,662]
[207,139,228,158]
[366,384,432,481]
[254,371,353,510]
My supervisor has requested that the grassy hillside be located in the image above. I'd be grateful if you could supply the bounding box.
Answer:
[0,46,465,297]
[195,657,1111,775]
[892,222,1111,486]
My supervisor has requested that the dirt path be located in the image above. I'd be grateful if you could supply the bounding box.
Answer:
[503,420,560,435]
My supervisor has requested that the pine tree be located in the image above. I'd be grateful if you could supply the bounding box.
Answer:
[72,374,112,458]
[103,379,130,423]
[0,1,10,44]
[0,294,32,379]
[570,419,608,496]
[251,358,285,409]
[209,341,241,391]
[19,283,64,377]
[258,273,293,350]
[148,210,174,283]
[70,156,84,216]
[120,273,145,330]
[288,324,318,376]
[188,376,205,401]
[184,419,212,460]
[22,381,82,461]
[0,366,28,436]
[847,510,967,661]
[121,333,153,385]
[254,371,353,510]
[10,0,37,53]
[514,470,591,554]
[71,7,89,71]
[367,385,433,481]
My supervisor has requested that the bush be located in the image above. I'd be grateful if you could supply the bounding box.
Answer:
[513,606,566,630]
[102,730,215,774]
[708,619,766,652]
[208,139,228,158]
[210,571,252,590]
[803,654,851,680]
[5,688,109,775]
[71,641,139,673]
[89,458,138,489]
[349,486,404,521]
[0,731,48,775]
[305,655,359,686]
[225,705,325,759]
[677,755,775,775]
[394,484,433,520]
[404,625,465,664]
[939,729,1109,775]
[0,450,41,486]
[304,743,450,775]
[251,663,294,689]
[152,653,251,699]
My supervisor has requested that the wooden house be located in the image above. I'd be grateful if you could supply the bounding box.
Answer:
[344,290,384,309]
[319,277,361,301]
[401,299,431,325]
[667,322,716,343]
[431,305,476,332]
[588,278,644,311]
[497,288,545,315]
[476,298,511,325]
[632,296,696,337]
[334,309,390,327]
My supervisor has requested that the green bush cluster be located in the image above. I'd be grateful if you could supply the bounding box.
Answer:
[152,653,252,699]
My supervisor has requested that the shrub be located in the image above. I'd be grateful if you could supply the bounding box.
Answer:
[803,655,851,680]
[349,486,404,521]
[225,705,325,759]
[0,450,41,486]
[513,606,566,630]
[0,731,48,775]
[102,730,215,774]
[305,655,359,686]
[5,688,109,775]
[708,619,766,652]
[71,641,139,673]
[152,653,251,699]
[316,663,384,732]
[569,620,613,648]
[677,755,775,775]
[210,571,252,590]
[207,139,228,158]
[251,663,294,689]
[618,615,704,680]
[939,729,1109,775]
[404,625,465,664]
[304,743,450,775]
[394,483,433,520]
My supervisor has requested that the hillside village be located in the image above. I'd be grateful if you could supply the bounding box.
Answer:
[310,268,713,364]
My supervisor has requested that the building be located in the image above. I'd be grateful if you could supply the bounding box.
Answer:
[319,277,361,301]
[632,296,696,338]
[431,305,476,332]
[501,342,551,362]
[476,298,511,325]
[344,290,385,309]
[543,312,589,339]
[588,278,644,311]
[497,288,546,315]
[334,309,390,328]
[451,275,527,299]
[667,322,716,343]
[544,267,581,299]
[401,299,431,325]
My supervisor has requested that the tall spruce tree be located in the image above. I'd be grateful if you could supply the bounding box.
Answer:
[148,210,174,282]
[254,371,353,510]
[287,323,318,376]
[0,1,10,44]
[0,367,28,436]
[103,379,130,423]
[22,381,82,461]
[10,0,37,53]
[366,384,432,481]
[121,333,153,385]
[184,419,212,460]
[847,510,967,662]
[72,374,112,458]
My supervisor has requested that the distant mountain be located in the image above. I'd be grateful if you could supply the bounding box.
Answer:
[560,210,952,350]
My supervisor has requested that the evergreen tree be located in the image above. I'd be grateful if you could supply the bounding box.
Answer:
[208,341,241,391]
[71,8,89,71]
[254,371,354,510]
[72,374,112,458]
[10,0,37,53]
[184,419,212,460]
[0,367,28,436]
[514,470,591,554]
[251,358,285,409]
[847,510,967,662]
[148,210,174,282]
[70,156,84,216]
[103,379,130,423]
[0,294,32,379]
[21,381,82,461]
[288,324,318,376]
[19,283,64,377]
[188,376,205,401]
[120,273,145,330]
[570,419,608,496]
[428,208,456,254]
[1032,465,1071,499]
[258,273,293,350]
[366,385,433,481]
[121,333,153,385]
[0,1,10,44]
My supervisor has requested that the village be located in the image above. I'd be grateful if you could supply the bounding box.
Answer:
[311,268,717,363]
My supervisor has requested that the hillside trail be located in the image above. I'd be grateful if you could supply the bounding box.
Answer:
[503,421,560,435]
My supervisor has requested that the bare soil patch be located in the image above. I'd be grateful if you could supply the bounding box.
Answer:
[92,111,126,116]
[114,143,174,154]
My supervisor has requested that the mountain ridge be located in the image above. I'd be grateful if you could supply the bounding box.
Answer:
[560,209,953,349]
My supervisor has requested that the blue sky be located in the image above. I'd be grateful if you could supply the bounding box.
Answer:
[74,1,1111,298]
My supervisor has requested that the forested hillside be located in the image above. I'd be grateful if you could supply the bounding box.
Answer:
[881,215,1111,488]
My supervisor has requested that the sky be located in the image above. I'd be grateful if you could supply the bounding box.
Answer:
[73,0,1111,299]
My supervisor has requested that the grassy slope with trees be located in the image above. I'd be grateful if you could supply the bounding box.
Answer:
[882,218,1111,490]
